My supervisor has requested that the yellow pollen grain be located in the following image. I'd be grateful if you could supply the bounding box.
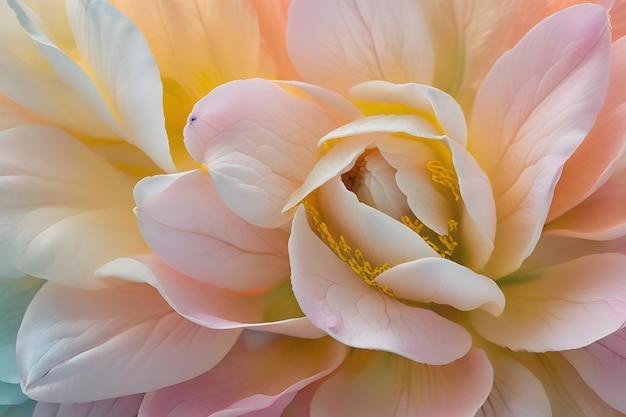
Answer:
[303,198,394,297]
[426,160,460,201]
[401,216,459,259]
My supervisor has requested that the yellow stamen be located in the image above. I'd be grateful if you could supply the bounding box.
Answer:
[426,160,460,201]
[303,197,394,297]
[401,216,459,259]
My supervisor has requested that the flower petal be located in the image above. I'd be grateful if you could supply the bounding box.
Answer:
[311,349,492,417]
[0,401,36,417]
[138,332,347,417]
[0,382,28,406]
[184,79,345,228]
[470,253,626,352]
[376,257,505,316]
[469,4,611,278]
[286,0,435,94]
[289,205,471,365]
[549,36,626,220]
[17,282,240,402]
[0,277,44,384]
[0,126,147,288]
[135,170,290,291]
[33,395,143,417]
[563,327,626,413]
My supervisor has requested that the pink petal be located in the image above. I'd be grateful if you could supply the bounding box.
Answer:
[515,352,625,416]
[476,348,551,417]
[376,257,505,316]
[134,170,290,291]
[563,327,626,413]
[17,282,239,403]
[183,79,348,228]
[546,167,626,240]
[311,349,493,417]
[33,395,143,417]
[96,256,325,339]
[470,253,626,352]
[138,333,347,417]
[469,4,611,278]
[549,37,626,220]
[286,0,435,94]
[0,126,147,288]
[289,206,472,365]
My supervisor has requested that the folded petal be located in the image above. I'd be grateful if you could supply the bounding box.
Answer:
[135,170,290,291]
[0,277,44,384]
[470,253,626,352]
[184,79,346,228]
[138,332,347,417]
[469,4,611,278]
[549,37,626,220]
[287,0,435,95]
[0,126,147,288]
[563,327,626,413]
[311,349,492,417]
[33,395,143,417]
[17,282,240,403]
[289,206,472,365]
[376,257,505,316]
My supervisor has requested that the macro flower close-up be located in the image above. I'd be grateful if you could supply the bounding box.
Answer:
[1,0,626,416]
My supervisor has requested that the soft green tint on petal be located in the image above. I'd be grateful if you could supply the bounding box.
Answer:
[0,401,36,417]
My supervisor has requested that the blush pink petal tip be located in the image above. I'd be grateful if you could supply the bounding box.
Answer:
[289,206,472,365]
[471,253,626,353]
[134,170,290,291]
[470,3,611,278]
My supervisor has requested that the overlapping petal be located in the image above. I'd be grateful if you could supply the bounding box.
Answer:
[33,395,143,417]
[17,282,239,403]
[469,4,611,278]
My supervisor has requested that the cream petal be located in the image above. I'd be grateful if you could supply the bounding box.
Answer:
[17,282,240,403]
[289,206,471,365]
[470,4,611,278]
[286,0,435,94]
[470,253,626,352]
[311,349,493,417]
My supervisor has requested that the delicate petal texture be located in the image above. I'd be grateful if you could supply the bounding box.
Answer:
[287,0,435,95]
[0,95,43,131]
[96,256,325,339]
[516,352,625,417]
[549,37,626,220]
[8,0,175,171]
[376,258,505,316]
[563,328,626,413]
[470,253,626,352]
[476,347,551,417]
[546,168,626,240]
[17,282,239,403]
[311,349,492,417]
[33,395,143,417]
[0,126,148,288]
[0,401,36,417]
[0,277,43,384]
[290,206,472,365]
[138,333,347,417]
[469,4,611,278]
[184,79,343,228]
[135,170,290,290]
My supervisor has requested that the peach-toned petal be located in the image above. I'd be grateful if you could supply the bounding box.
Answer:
[33,395,143,417]
[476,347,551,417]
[311,349,492,417]
[549,37,626,220]
[289,206,471,365]
[135,170,289,291]
[17,282,240,403]
[138,333,347,417]
[184,79,343,228]
[470,4,611,278]
[376,257,505,316]
[563,327,626,413]
[0,126,147,288]
[287,0,435,95]
[470,253,626,352]
[515,352,625,417]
